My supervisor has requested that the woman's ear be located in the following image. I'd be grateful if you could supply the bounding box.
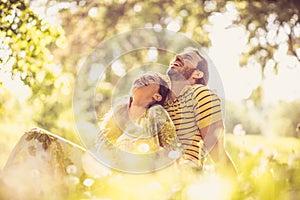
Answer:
[153,93,162,102]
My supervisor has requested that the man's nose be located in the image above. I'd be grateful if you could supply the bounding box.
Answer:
[175,55,182,61]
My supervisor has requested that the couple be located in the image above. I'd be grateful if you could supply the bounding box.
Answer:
[94,47,237,174]
[0,47,236,199]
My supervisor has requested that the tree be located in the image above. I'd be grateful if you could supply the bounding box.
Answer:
[1,0,299,136]
[234,0,300,105]
[46,0,300,106]
[0,0,73,135]
[0,0,64,95]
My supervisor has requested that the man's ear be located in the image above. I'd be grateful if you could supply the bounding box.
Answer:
[153,93,162,102]
[192,69,204,80]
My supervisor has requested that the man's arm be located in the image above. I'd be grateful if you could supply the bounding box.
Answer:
[200,120,238,176]
[191,85,237,175]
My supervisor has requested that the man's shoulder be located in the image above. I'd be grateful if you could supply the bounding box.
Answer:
[190,84,207,90]
[180,84,208,96]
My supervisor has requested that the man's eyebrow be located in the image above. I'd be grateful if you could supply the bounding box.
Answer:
[183,54,193,60]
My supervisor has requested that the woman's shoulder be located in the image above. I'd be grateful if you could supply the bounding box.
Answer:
[149,104,164,110]
[148,104,170,120]
[148,104,166,114]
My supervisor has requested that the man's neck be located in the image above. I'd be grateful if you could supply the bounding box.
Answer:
[168,80,189,102]
[170,80,189,96]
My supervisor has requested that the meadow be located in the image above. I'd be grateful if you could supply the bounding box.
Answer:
[1,127,299,200]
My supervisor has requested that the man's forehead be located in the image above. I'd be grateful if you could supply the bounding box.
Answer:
[178,50,198,57]
[177,51,202,62]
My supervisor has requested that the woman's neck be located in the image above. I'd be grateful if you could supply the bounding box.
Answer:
[128,101,148,121]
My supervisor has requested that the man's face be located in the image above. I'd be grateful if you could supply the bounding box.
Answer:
[167,50,203,81]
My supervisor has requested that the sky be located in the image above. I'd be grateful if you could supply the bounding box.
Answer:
[207,8,300,104]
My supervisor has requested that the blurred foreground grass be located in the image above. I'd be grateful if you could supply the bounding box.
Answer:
[1,127,300,199]
[226,133,300,165]
[226,134,300,200]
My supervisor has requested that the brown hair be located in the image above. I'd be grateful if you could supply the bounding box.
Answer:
[130,72,170,106]
[183,47,209,86]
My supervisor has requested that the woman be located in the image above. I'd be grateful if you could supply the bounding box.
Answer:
[93,72,180,172]
[0,72,181,199]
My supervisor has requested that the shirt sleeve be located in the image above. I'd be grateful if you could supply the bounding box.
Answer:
[192,85,223,130]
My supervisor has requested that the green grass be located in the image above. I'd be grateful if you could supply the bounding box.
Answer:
[226,134,300,200]
[1,131,300,199]
[226,134,300,165]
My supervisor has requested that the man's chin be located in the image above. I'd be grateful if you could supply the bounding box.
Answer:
[167,68,178,76]
[167,69,184,81]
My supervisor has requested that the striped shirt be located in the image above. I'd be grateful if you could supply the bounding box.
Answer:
[164,84,223,166]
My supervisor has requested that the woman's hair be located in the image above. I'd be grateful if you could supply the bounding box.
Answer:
[98,72,170,142]
[130,72,170,106]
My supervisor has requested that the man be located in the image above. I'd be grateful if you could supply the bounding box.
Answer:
[164,47,237,175]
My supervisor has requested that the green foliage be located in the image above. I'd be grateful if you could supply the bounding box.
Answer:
[234,0,300,71]
[45,0,300,110]
[0,0,299,166]
[1,2,300,198]
[0,0,72,132]
[227,134,300,199]
[269,100,300,137]
[225,100,263,135]
[0,0,64,95]
[225,99,300,138]
[6,133,298,200]
[1,120,300,199]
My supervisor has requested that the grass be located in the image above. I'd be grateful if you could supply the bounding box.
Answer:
[1,130,300,199]
[226,133,300,165]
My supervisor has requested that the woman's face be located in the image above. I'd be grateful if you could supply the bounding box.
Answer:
[132,83,161,106]
[131,76,162,106]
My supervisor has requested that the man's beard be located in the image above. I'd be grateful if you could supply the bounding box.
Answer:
[182,68,196,80]
[167,68,191,82]
[167,68,181,80]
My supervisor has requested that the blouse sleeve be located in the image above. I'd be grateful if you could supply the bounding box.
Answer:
[95,105,126,146]
[147,104,179,151]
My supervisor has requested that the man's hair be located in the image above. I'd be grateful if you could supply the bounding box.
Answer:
[183,47,209,86]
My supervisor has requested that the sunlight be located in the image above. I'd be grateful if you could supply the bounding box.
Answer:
[208,5,300,104]
[263,66,300,104]
[112,60,126,77]
[147,47,158,62]
[166,18,182,32]
[2,1,300,199]
[0,71,32,103]
[186,174,234,200]
[133,4,142,13]
[208,11,260,102]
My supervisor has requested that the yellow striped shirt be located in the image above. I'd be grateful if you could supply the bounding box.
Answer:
[164,84,223,166]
